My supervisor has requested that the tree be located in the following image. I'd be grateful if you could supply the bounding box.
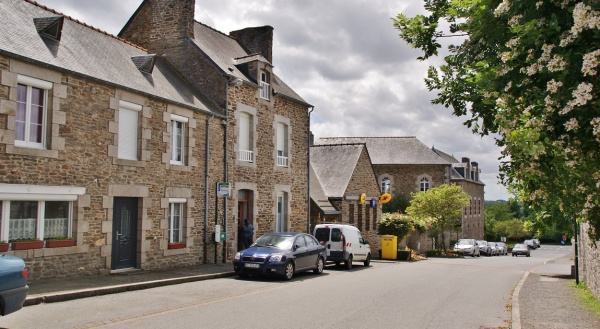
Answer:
[377,213,416,242]
[493,219,527,242]
[394,1,600,239]
[382,195,410,213]
[405,184,471,250]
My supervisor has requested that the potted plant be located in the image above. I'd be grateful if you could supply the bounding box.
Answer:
[0,240,9,252]
[11,238,44,250]
[168,242,186,249]
[45,237,75,248]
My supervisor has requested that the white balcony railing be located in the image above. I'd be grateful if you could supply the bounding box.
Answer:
[239,149,254,162]
[277,155,288,167]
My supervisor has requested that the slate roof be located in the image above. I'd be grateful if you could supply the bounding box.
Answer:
[317,137,450,165]
[1,0,221,116]
[432,147,485,184]
[309,164,340,215]
[310,143,367,198]
[190,22,310,107]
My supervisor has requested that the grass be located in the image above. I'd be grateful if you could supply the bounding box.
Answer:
[571,282,600,317]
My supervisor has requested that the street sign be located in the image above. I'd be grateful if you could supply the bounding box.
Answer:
[217,182,230,197]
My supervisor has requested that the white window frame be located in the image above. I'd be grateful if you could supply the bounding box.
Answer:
[260,71,270,100]
[118,100,142,160]
[168,198,186,244]
[276,123,288,167]
[1,200,74,241]
[420,177,430,192]
[239,112,254,162]
[15,76,52,149]
[170,114,188,165]
[276,192,287,232]
[381,177,391,193]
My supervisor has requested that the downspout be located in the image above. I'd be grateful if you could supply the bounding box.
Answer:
[307,106,314,233]
[204,113,214,264]
[222,78,231,264]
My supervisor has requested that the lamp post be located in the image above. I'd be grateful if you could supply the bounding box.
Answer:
[573,215,579,285]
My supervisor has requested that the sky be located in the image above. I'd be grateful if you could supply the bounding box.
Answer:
[32,0,511,201]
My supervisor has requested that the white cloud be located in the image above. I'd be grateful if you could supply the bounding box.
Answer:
[33,0,511,200]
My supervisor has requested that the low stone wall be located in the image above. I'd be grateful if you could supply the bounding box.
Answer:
[578,223,600,300]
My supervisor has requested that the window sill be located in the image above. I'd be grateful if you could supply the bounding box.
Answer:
[114,158,147,167]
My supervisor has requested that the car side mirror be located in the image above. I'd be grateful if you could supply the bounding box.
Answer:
[363,240,369,245]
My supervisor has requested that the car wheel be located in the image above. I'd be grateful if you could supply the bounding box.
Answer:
[313,257,324,274]
[363,254,371,266]
[283,261,295,280]
[344,255,353,270]
[527,254,530,257]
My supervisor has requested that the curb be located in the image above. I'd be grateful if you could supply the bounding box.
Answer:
[24,271,236,306]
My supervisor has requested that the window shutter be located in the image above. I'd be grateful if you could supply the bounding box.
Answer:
[239,113,250,150]
[118,107,139,160]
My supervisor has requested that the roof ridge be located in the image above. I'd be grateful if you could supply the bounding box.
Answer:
[320,136,416,139]
[27,0,149,53]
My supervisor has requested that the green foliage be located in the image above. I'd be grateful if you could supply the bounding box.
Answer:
[395,0,600,240]
[377,213,415,241]
[382,195,410,214]
[426,249,463,258]
[406,184,471,250]
[493,219,527,242]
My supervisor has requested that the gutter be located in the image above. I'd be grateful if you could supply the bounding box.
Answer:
[203,113,214,263]
[307,106,314,233]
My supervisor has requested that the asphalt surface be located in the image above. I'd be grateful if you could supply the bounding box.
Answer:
[23,253,599,328]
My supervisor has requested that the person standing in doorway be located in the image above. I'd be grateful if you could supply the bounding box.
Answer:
[242,219,254,249]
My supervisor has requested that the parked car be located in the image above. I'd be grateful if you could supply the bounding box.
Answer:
[313,223,371,268]
[524,239,537,250]
[496,242,508,255]
[532,238,541,248]
[488,242,499,256]
[453,239,480,257]
[512,243,531,257]
[477,240,492,256]
[0,255,29,316]
[233,232,326,280]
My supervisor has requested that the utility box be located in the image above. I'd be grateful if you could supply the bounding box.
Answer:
[381,235,398,260]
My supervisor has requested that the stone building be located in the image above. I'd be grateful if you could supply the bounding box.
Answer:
[317,137,485,251]
[432,148,485,240]
[309,143,382,252]
[0,0,225,279]
[119,0,312,260]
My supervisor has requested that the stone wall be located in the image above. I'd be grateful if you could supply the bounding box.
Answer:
[578,223,600,301]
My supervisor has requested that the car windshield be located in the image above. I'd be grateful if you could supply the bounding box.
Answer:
[515,244,525,248]
[457,240,472,245]
[252,234,294,250]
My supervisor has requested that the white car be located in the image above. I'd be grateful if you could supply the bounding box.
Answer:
[488,242,500,256]
[477,240,492,256]
[453,239,480,257]
[495,242,508,255]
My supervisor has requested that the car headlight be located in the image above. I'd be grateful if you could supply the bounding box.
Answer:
[234,252,241,260]
[269,255,285,262]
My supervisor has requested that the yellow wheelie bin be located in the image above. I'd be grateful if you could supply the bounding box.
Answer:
[381,235,397,260]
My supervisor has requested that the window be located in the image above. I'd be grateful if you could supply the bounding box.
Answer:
[276,192,287,232]
[276,123,288,167]
[168,201,184,243]
[420,178,430,192]
[381,177,390,193]
[118,101,142,160]
[239,112,254,162]
[3,200,72,241]
[170,114,188,165]
[15,76,52,149]
[260,71,270,100]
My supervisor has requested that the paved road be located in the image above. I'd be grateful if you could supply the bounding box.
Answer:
[0,246,573,329]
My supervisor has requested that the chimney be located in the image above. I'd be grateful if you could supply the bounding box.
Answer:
[119,0,195,50]
[472,162,479,181]
[229,26,274,63]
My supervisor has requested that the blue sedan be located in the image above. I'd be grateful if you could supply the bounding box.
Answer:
[234,232,326,280]
[0,255,29,316]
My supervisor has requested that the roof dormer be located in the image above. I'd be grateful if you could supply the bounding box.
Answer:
[131,54,157,74]
[33,16,64,41]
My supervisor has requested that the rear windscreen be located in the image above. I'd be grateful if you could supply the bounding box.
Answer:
[331,228,341,242]
[314,228,330,242]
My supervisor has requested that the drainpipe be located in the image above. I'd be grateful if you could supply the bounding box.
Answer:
[307,106,314,233]
[204,113,214,264]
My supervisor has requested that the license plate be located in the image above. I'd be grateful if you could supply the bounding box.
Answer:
[245,263,260,268]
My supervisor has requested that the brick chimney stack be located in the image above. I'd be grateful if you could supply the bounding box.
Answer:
[119,0,196,52]
[229,26,274,64]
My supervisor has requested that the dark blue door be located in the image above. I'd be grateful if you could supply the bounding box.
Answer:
[112,197,138,270]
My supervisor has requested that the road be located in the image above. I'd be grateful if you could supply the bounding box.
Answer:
[0,245,571,329]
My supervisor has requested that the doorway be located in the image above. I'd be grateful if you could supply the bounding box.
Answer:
[112,197,138,270]
[237,189,253,250]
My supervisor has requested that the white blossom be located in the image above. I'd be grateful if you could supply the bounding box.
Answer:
[546,79,563,93]
[494,0,510,17]
[564,118,579,131]
[582,49,600,76]
[508,14,522,28]
[547,54,567,72]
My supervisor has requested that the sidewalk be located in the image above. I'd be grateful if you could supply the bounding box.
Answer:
[24,254,600,329]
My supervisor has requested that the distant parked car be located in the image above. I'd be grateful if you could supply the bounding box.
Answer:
[453,239,480,257]
[532,239,541,248]
[477,240,492,256]
[0,255,29,316]
[488,242,500,256]
[496,242,508,255]
[512,243,531,257]
[524,239,537,250]
[233,232,326,280]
